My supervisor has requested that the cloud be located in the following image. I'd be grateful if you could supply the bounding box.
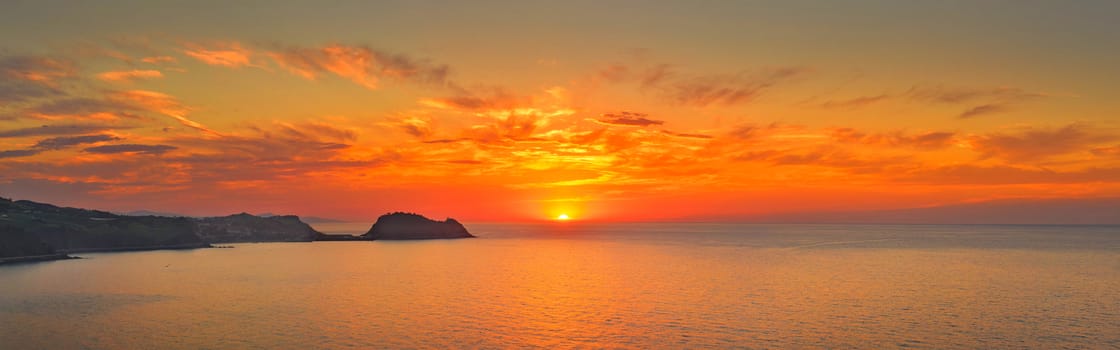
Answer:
[182,41,254,67]
[0,133,121,159]
[389,116,433,138]
[829,128,956,150]
[965,124,1115,161]
[140,56,177,64]
[0,123,119,138]
[0,149,42,159]
[84,144,177,155]
[1091,145,1120,158]
[907,85,1048,119]
[21,97,144,120]
[0,55,76,83]
[818,94,890,109]
[34,134,121,149]
[660,130,713,139]
[420,89,526,112]
[957,104,1008,119]
[0,79,62,104]
[0,55,74,103]
[897,165,1120,185]
[97,69,164,82]
[666,67,808,107]
[109,90,218,135]
[257,120,358,143]
[907,85,1045,104]
[594,111,664,127]
[268,44,450,89]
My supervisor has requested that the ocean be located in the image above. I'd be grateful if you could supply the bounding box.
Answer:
[1,223,1118,349]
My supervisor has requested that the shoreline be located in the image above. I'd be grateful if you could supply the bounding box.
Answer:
[0,253,79,265]
[1,243,213,266]
[59,242,214,254]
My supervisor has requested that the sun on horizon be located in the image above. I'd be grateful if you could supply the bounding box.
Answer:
[556,214,571,221]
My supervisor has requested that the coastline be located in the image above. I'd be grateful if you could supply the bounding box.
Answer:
[0,243,213,266]
[59,242,213,254]
[0,253,79,265]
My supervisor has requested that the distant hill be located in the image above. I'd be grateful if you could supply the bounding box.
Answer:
[0,198,324,261]
[0,198,205,258]
[195,213,320,243]
[737,197,1120,225]
[120,210,189,217]
[299,216,345,224]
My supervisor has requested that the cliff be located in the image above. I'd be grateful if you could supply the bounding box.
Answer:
[194,213,320,243]
[360,212,474,240]
[0,198,206,258]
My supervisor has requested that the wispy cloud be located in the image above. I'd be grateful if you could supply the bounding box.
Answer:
[97,69,163,82]
[268,44,449,89]
[818,94,890,109]
[0,133,121,159]
[0,123,121,138]
[140,56,176,64]
[965,124,1115,161]
[594,111,664,127]
[84,143,177,155]
[666,67,809,107]
[907,85,1049,119]
[182,41,255,67]
[0,55,73,103]
[34,134,120,149]
[0,55,76,84]
[829,128,957,150]
[109,90,219,135]
[957,104,1008,119]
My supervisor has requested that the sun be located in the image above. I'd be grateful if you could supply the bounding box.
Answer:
[556,213,571,221]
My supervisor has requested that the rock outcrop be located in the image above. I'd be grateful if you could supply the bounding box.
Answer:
[193,213,320,243]
[360,212,474,240]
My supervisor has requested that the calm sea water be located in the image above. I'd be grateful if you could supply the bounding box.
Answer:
[1,223,1118,349]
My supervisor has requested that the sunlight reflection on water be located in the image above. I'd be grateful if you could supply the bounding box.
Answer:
[1,224,1117,349]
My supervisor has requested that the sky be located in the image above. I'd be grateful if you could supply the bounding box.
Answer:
[1,1,1118,222]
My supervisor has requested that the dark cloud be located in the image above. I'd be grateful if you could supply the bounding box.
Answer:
[0,133,120,159]
[84,144,177,155]
[26,97,143,118]
[660,130,712,139]
[595,111,664,127]
[34,134,121,149]
[818,94,890,109]
[0,123,119,138]
[907,85,1048,119]
[0,149,42,159]
[957,104,1008,119]
[421,88,526,112]
[667,67,808,107]
[0,79,63,104]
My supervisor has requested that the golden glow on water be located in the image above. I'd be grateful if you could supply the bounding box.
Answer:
[0,224,1118,348]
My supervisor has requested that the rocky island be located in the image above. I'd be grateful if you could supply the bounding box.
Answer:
[361,212,474,240]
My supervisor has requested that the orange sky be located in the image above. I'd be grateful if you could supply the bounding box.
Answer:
[1,2,1118,222]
